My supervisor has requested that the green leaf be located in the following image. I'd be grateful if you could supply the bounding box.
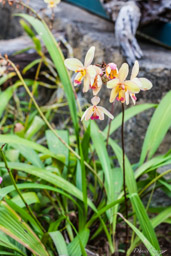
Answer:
[140,91,171,164]
[0,231,26,256]
[0,73,16,86]
[11,144,43,168]
[67,229,89,256]
[109,139,160,251]
[128,207,171,255]
[0,201,49,256]
[11,192,40,208]
[25,115,44,139]
[49,231,69,256]
[0,85,18,118]
[103,104,156,136]
[20,19,35,38]
[0,135,64,163]
[0,162,96,211]
[23,59,41,74]
[5,198,43,236]
[119,213,160,256]
[91,122,115,218]
[17,14,79,136]
[46,130,69,161]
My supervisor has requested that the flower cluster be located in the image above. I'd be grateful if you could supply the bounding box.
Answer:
[44,0,61,8]
[64,47,152,121]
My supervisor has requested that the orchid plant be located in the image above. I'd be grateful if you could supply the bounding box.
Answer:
[64,46,153,252]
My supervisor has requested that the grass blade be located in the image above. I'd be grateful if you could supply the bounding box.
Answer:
[17,14,79,136]
[0,202,49,256]
[49,231,69,256]
[140,91,171,164]
[109,139,160,251]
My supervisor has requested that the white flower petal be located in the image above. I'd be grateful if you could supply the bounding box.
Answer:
[83,75,90,93]
[124,80,140,93]
[131,60,139,80]
[98,107,114,119]
[109,87,118,103]
[85,107,94,121]
[91,96,100,106]
[139,78,153,90]
[81,107,93,121]
[64,58,83,71]
[86,65,97,85]
[125,91,129,105]
[118,63,129,82]
[84,46,95,67]
[107,78,119,89]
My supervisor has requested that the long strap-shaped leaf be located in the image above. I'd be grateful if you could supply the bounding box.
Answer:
[91,121,115,220]
[140,91,171,164]
[109,139,160,251]
[0,202,49,256]
[17,14,79,136]
[0,162,95,211]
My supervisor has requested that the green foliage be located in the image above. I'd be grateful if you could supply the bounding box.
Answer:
[0,8,170,256]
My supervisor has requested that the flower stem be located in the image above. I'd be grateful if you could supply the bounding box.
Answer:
[106,102,114,147]
[0,144,45,233]
[121,103,128,254]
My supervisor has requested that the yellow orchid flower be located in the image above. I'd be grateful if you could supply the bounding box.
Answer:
[106,63,118,80]
[44,0,61,8]
[107,63,140,104]
[81,96,114,121]
[89,66,103,95]
[64,46,96,93]
[127,60,153,104]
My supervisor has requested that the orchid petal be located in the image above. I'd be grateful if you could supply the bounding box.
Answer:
[139,78,153,90]
[96,107,104,120]
[74,72,83,86]
[83,75,90,93]
[109,87,118,103]
[132,77,142,88]
[64,58,83,71]
[92,83,102,96]
[130,93,137,105]
[85,107,94,121]
[86,65,97,85]
[107,78,120,89]
[84,46,95,67]
[131,60,139,80]
[98,106,114,120]
[118,63,129,82]
[125,91,129,105]
[124,80,140,93]
[91,96,100,106]
[81,107,93,121]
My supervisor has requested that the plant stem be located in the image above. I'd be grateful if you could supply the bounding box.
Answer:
[106,102,114,147]
[0,145,45,233]
[121,103,128,254]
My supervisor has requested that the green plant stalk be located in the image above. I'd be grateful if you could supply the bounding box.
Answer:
[0,145,45,233]
[121,103,128,254]
[139,169,171,196]
[6,58,103,187]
